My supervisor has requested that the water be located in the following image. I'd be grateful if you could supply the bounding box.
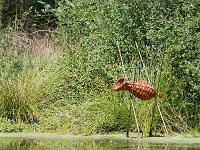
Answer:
[0,133,200,150]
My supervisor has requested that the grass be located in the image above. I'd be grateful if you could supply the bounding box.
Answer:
[0,29,63,124]
[0,29,197,136]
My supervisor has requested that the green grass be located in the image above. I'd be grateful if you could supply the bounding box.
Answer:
[0,30,198,134]
[0,0,199,135]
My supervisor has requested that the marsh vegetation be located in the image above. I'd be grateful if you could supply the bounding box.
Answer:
[0,0,199,136]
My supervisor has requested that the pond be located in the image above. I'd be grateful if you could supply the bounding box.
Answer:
[0,133,200,150]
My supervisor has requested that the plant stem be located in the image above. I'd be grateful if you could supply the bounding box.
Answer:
[117,41,140,138]
[135,41,168,136]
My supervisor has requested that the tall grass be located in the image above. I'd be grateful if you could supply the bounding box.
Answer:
[0,29,63,123]
[0,0,199,134]
[51,0,199,134]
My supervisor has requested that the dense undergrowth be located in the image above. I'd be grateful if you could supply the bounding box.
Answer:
[0,0,199,136]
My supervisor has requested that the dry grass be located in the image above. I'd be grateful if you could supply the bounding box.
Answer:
[0,29,64,123]
[7,31,62,62]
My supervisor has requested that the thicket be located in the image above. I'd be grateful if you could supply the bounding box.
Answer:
[0,0,199,135]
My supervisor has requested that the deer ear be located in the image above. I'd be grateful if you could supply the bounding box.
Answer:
[112,77,128,91]
[116,77,128,83]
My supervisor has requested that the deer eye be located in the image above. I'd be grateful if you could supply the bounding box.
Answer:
[122,81,128,86]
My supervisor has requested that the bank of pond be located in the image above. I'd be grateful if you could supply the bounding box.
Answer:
[0,133,200,150]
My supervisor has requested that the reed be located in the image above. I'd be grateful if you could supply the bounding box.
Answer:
[0,0,199,134]
[0,29,62,123]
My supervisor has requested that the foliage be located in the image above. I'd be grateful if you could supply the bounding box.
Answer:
[0,63,61,123]
[53,0,199,133]
[0,0,199,135]
[0,0,2,29]
[0,117,23,132]
[1,0,56,30]
[0,29,62,123]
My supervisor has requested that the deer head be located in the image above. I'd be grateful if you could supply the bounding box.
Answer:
[112,77,133,91]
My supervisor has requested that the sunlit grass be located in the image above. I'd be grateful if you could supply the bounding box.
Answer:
[0,0,199,134]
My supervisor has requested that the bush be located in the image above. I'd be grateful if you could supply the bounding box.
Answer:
[0,117,23,132]
[0,0,199,134]
[52,0,199,133]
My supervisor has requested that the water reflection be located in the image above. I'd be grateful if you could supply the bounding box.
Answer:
[0,137,199,150]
